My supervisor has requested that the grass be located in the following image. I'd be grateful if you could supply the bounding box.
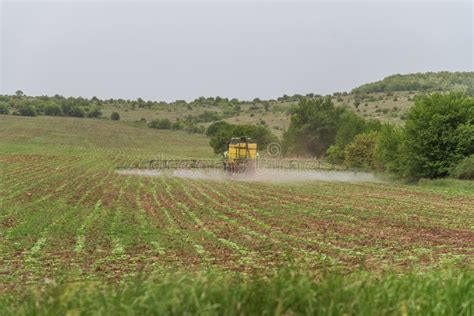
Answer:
[0,115,472,314]
[416,178,474,195]
[1,269,472,316]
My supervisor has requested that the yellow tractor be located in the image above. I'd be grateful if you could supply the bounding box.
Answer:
[223,137,258,174]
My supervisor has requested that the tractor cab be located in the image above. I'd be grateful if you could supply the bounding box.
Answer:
[223,137,257,174]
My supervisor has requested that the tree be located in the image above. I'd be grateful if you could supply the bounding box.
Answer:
[17,104,36,116]
[334,111,372,149]
[110,112,120,121]
[354,99,361,109]
[402,92,474,178]
[208,123,277,154]
[15,90,24,97]
[282,97,344,157]
[374,124,404,173]
[206,121,232,137]
[344,131,379,169]
[326,145,345,165]
[69,107,85,118]
[44,103,63,116]
[86,107,102,118]
[0,102,9,115]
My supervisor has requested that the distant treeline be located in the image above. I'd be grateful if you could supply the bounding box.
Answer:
[352,71,474,94]
[282,93,474,179]
[0,91,103,118]
[0,90,316,119]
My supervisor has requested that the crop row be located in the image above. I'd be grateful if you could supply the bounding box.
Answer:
[1,153,473,289]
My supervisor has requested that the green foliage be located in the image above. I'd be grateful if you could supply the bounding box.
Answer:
[68,106,85,118]
[326,145,345,165]
[283,97,344,157]
[43,103,62,116]
[17,104,36,117]
[1,269,472,316]
[352,71,474,94]
[374,124,404,173]
[148,118,172,129]
[450,155,474,180]
[206,121,232,137]
[208,122,277,154]
[402,93,473,178]
[344,131,379,169]
[86,107,102,118]
[190,110,221,123]
[334,111,380,149]
[354,99,361,108]
[110,111,120,121]
[0,102,9,114]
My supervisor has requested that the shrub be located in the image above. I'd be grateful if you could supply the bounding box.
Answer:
[209,123,277,154]
[68,106,85,118]
[450,155,474,180]
[206,121,232,137]
[374,124,404,172]
[196,111,220,123]
[344,131,379,169]
[17,104,36,117]
[86,107,102,118]
[184,123,205,134]
[148,118,172,129]
[44,103,62,116]
[110,112,120,121]
[0,102,9,115]
[326,145,345,165]
[172,120,187,131]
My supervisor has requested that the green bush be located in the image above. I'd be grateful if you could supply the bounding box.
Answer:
[0,102,9,115]
[86,107,102,118]
[206,121,232,137]
[148,118,172,129]
[209,123,277,154]
[344,131,379,169]
[172,120,187,131]
[43,104,62,116]
[334,111,380,149]
[68,106,85,118]
[110,112,120,121]
[326,145,345,165]
[450,155,474,180]
[402,93,473,178]
[283,97,343,156]
[374,124,404,173]
[17,104,36,117]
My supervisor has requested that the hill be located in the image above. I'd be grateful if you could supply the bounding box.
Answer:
[352,71,474,94]
[1,71,472,137]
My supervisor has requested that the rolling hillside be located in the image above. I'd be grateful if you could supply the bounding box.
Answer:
[1,71,473,137]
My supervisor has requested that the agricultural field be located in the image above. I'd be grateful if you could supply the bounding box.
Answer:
[0,115,473,313]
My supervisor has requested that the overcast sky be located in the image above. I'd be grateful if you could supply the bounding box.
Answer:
[1,1,472,101]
